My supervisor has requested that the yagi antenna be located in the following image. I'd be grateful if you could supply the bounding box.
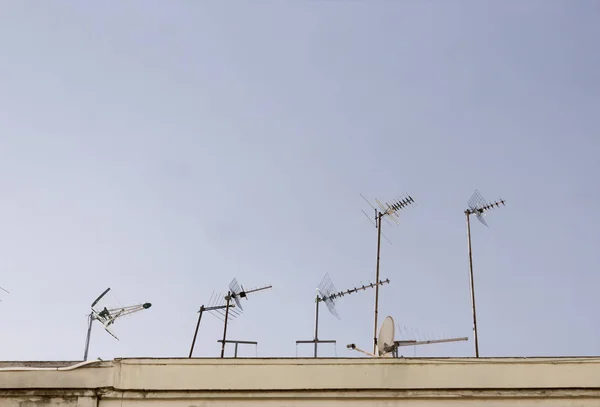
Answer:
[83,287,151,361]
[220,278,272,358]
[296,273,390,358]
[188,292,240,358]
[360,193,415,354]
[395,323,468,355]
[467,189,505,228]
[465,189,506,358]
[347,316,468,358]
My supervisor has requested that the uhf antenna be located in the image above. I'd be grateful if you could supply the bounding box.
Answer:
[296,273,390,358]
[220,278,272,358]
[465,189,506,357]
[188,292,241,358]
[83,287,152,361]
[361,193,415,354]
[388,321,468,357]
[347,316,468,358]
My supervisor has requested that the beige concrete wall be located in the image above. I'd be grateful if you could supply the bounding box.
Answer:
[3,357,600,406]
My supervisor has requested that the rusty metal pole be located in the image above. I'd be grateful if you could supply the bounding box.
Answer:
[373,212,383,355]
[189,305,205,358]
[466,211,480,357]
[83,314,93,361]
[220,294,231,358]
[313,297,320,358]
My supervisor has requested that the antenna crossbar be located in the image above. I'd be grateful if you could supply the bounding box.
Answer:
[217,339,258,358]
[203,304,236,312]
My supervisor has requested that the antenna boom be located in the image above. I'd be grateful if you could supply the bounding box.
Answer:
[395,337,468,347]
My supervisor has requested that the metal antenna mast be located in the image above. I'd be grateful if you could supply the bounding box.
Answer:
[361,193,414,354]
[189,292,241,358]
[296,273,390,358]
[220,278,272,358]
[83,287,151,361]
[465,189,505,357]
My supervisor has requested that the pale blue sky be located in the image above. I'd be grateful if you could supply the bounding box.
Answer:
[1,0,599,360]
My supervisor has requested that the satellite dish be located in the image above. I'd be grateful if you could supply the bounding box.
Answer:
[377,316,395,357]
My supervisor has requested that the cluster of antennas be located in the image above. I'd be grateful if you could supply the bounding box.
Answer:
[80,188,504,361]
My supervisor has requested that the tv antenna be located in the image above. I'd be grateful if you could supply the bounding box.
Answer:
[296,273,390,358]
[347,316,468,357]
[188,291,241,358]
[465,189,505,358]
[220,278,272,358]
[360,193,415,354]
[83,287,152,361]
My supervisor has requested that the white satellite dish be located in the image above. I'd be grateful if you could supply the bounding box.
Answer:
[377,316,395,357]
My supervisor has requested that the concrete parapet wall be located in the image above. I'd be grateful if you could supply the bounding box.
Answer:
[2,357,600,406]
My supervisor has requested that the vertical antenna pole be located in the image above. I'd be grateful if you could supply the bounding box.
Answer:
[314,296,320,358]
[466,211,480,357]
[83,314,93,361]
[220,293,232,358]
[373,212,383,355]
[189,305,205,358]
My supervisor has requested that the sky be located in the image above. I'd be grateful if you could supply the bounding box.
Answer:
[0,0,599,361]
